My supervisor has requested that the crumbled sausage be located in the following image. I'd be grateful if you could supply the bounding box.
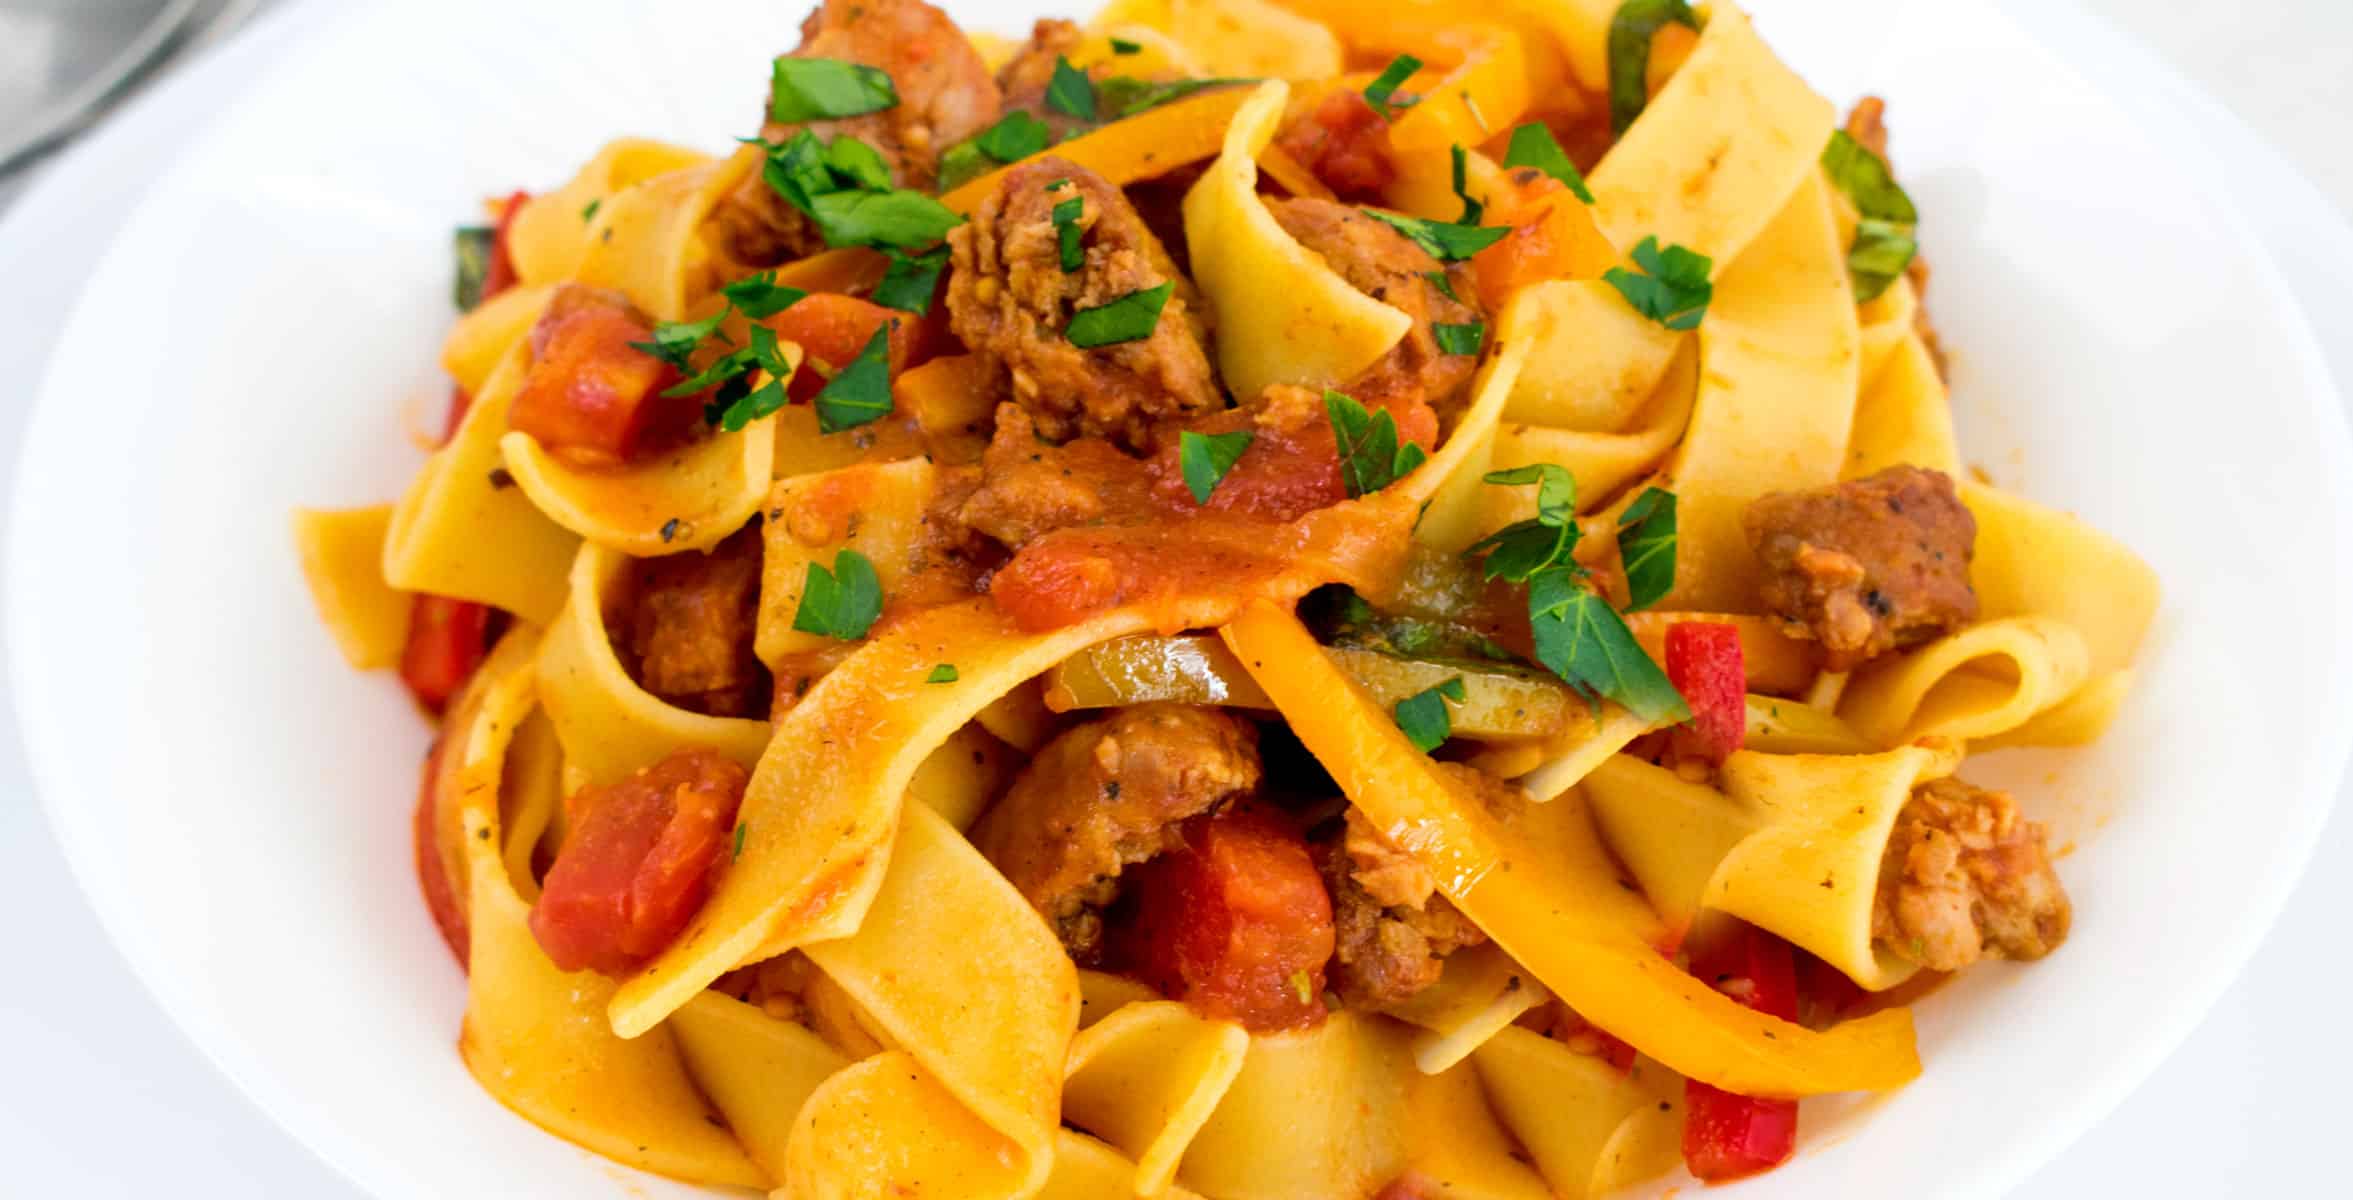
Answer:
[956,404,1160,549]
[1267,196,1483,426]
[1741,465,1978,670]
[1874,776,2071,971]
[1321,805,1489,1010]
[624,523,771,717]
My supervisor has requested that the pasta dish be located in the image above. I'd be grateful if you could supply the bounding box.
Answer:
[292,0,2159,1193]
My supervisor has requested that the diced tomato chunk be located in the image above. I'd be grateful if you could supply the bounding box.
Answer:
[1665,621,1746,766]
[1120,805,1335,1033]
[1467,172,1618,310]
[1274,88,1395,200]
[763,293,916,403]
[481,189,529,302]
[507,301,681,466]
[528,749,748,976]
[413,739,468,968]
[1682,922,1801,1183]
[1145,407,1346,522]
[399,594,492,714]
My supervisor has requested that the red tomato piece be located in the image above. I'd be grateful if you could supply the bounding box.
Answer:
[1665,620,1746,766]
[763,293,915,404]
[481,189,529,302]
[1274,88,1395,200]
[412,739,468,968]
[507,301,681,466]
[399,594,492,714]
[1682,922,1801,1183]
[1145,408,1346,522]
[1121,805,1335,1033]
[528,749,749,976]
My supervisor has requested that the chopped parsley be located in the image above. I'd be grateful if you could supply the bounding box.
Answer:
[1046,56,1098,121]
[1363,54,1423,121]
[1179,429,1255,504]
[926,664,960,683]
[768,58,901,124]
[1094,76,1253,120]
[453,226,493,312]
[631,309,729,372]
[1393,676,1468,753]
[1450,145,1483,224]
[755,130,963,253]
[1361,209,1509,262]
[1051,191,1086,272]
[1604,235,1712,330]
[732,821,748,862]
[939,111,1058,190]
[1606,0,1702,135]
[821,134,893,191]
[792,548,885,640]
[1326,390,1427,498]
[1615,486,1677,610]
[1424,269,1461,303]
[1528,568,1688,722]
[1109,36,1143,54]
[1821,130,1921,301]
[719,271,808,319]
[1502,122,1595,204]
[936,142,994,192]
[813,323,896,433]
[1469,464,1579,582]
[1433,321,1485,356]
[580,197,603,223]
[1066,281,1173,348]
[873,246,950,315]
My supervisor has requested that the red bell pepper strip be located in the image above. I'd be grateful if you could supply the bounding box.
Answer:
[412,738,468,968]
[398,594,492,715]
[480,189,529,302]
[1682,922,1801,1183]
[1665,621,1745,766]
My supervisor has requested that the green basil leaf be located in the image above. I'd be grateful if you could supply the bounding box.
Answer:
[1360,209,1510,262]
[1179,429,1255,504]
[721,271,809,319]
[873,246,950,315]
[1469,518,1575,583]
[1433,321,1485,356]
[453,226,493,312]
[1847,217,1916,303]
[1502,122,1595,204]
[770,58,900,124]
[1614,486,1677,610]
[806,187,963,251]
[823,134,894,191]
[632,310,731,373]
[792,548,885,640]
[1482,463,1575,524]
[1325,390,1427,498]
[975,110,1054,163]
[1393,675,1468,753]
[1066,281,1173,348]
[715,375,791,433]
[1051,193,1085,272]
[1820,130,1918,224]
[1046,56,1098,121]
[1364,54,1423,121]
[1604,235,1713,330]
[1606,0,1701,135]
[758,129,835,214]
[1527,568,1689,722]
[927,663,960,683]
[813,322,896,433]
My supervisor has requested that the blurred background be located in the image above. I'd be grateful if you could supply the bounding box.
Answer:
[1,0,2346,1196]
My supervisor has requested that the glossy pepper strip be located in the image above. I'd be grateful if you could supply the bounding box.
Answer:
[399,594,492,714]
[1665,621,1745,765]
[1219,600,1920,1097]
[1682,923,1801,1181]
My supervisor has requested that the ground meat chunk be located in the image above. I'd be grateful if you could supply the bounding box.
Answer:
[971,704,1262,960]
[946,157,1222,451]
[1874,776,2070,971]
[994,19,1097,143]
[710,0,1002,266]
[1267,196,1482,425]
[957,404,1161,549]
[624,523,771,717]
[1741,465,1978,670]
[1322,807,1489,1010]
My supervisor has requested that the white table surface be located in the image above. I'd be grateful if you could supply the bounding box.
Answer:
[1,1,2346,1195]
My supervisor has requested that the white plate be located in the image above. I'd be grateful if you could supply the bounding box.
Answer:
[10,1,2350,1198]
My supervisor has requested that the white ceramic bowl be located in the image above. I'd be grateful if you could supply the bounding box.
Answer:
[12,0,2351,1196]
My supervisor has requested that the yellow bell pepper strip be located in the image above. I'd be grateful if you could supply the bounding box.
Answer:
[1219,600,1922,1097]
[941,86,1256,213]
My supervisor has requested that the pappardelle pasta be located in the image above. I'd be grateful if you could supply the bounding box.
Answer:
[294,0,2159,1193]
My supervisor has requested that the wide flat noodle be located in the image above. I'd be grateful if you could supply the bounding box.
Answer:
[1223,601,1920,1095]
[1839,615,2092,747]
[292,504,410,670]
[384,341,580,622]
[1168,0,1343,78]
[573,150,756,322]
[534,544,770,786]
[497,711,564,900]
[1177,1012,1414,1200]
[1061,1000,1251,1194]
[441,283,554,398]
[1380,941,1551,1074]
[1845,327,1959,479]
[508,139,709,288]
[501,409,784,557]
[1396,1057,1555,1200]
[784,1051,1030,1199]
[444,627,764,1190]
[756,459,941,669]
[1588,2,1834,267]
[1041,1129,1210,1200]
[942,87,1253,212]
[668,991,848,1182]
[1501,280,1684,435]
[1182,81,1412,400]
[1472,1026,1682,1200]
[1962,480,2159,678]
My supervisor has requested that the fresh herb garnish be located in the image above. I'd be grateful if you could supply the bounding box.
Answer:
[1093,76,1253,119]
[1394,676,1468,752]
[768,58,901,124]
[1424,269,1461,303]
[1046,56,1098,121]
[936,142,992,191]
[1434,321,1485,356]
[720,271,808,319]
[1051,191,1086,272]
[1470,464,1579,582]
[1361,209,1509,262]
[1109,36,1143,54]
[1363,54,1423,121]
[976,110,1054,164]
[821,134,893,191]
[1325,390,1428,498]
[754,130,964,253]
[1502,122,1595,203]
[1528,567,1689,721]
[581,198,603,223]
[631,309,731,372]
[732,821,748,862]
[1066,281,1173,348]
[1606,0,1701,135]
[1821,130,1920,301]
[813,323,896,433]
[453,226,493,312]
[1615,486,1677,610]
[926,663,959,683]
[1604,235,1712,330]
[1449,145,1483,224]
[874,246,950,315]
[1179,429,1255,504]
[792,548,885,640]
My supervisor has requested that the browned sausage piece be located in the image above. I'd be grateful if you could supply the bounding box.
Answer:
[1741,465,1978,671]
[624,522,770,717]
[1874,776,2071,971]
[993,19,1097,144]
[946,157,1222,452]
[1266,196,1483,426]
[711,0,1003,266]
[1322,807,1489,1010]
[971,704,1262,960]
